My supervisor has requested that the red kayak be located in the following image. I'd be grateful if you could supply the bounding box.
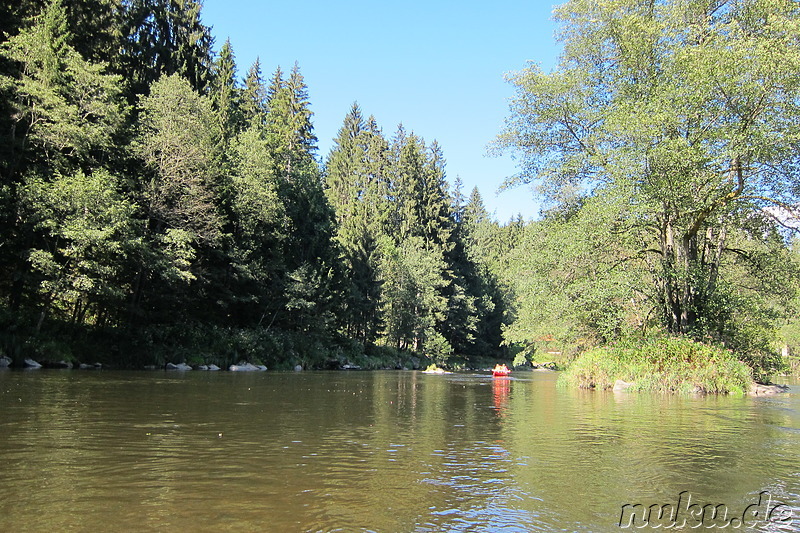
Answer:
[492,364,510,377]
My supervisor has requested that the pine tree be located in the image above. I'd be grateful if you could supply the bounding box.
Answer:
[66,0,124,65]
[263,62,340,334]
[240,57,267,128]
[265,62,317,179]
[451,176,465,224]
[209,38,240,147]
[325,103,384,343]
[0,0,126,201]
[120,0,214,96]
[463,186,490,228]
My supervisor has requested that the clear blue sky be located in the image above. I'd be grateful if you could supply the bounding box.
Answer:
[201,0,561,222]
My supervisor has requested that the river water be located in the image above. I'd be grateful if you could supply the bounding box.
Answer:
[0,370,798,532]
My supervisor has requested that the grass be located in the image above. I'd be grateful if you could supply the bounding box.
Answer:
[558,336,755,395]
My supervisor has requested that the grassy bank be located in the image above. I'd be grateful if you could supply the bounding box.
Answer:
[558,336,755,395]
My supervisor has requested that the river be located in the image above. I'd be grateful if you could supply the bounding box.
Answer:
[0,370,798,532]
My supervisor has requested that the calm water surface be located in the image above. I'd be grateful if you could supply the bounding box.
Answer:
[0,370,798,532]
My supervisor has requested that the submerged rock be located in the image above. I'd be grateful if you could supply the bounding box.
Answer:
[23,358,42,369]
[229,362,266,372]
[749,383,789,396]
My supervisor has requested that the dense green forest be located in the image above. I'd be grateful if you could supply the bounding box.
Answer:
[2,0,800,378]
[0,0,513,369]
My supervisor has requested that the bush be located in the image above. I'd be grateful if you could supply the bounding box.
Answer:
[558,336,754,394]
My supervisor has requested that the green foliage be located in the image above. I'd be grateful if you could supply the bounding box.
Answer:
[240,58,268,128]
[136,73,222,244]
[559,336,754,395]
[0,0,127,171]
[495,0,800,377]
[21,169,140,325]
[0,0,542,371]
[120,0,214,95]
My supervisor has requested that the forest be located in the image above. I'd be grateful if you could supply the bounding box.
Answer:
[0,0,515,369]
[2,0,800,378]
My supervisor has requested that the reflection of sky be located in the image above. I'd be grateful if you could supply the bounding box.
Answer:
[420,440,543,533]
[1,372,798,532]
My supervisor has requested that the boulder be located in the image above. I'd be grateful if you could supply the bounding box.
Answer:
[46,360,73,369]
[166,362,192,371]
[229,362,265,372]
[294,364,303,372]
[613,379,634,392]
[0,355,11,368]
[207,364,220,371]
[197,364,209,370]
[23,358,42,369]
[749,383,789,396]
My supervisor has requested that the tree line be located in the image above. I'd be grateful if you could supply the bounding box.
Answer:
[3,0,799,379]
[0,0,511,368]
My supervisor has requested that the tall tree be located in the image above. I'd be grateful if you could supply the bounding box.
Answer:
[264,62,340,334]
[120,0,214,96]
[0,0,126,175]
[136,73,220,243]
[208,38,240,149]
[21,169,140,333]
[240,57,267,128]
[325,103,386,343]
[495,0,800,360]
[266,62,317,180]
[0,0,127,317]
[227,123,287,327]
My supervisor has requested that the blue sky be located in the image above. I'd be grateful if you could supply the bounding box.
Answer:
[201,0,561,222]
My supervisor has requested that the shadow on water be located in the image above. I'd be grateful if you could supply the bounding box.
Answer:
[0,370,798,531]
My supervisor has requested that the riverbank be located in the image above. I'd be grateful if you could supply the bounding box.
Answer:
[558,336,757,395]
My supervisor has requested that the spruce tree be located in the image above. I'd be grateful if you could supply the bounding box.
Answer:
[120,0,214,96]
[240,57,268,128]
[264,62,340,334]
[325,103,384,343]
[209,38,240,148]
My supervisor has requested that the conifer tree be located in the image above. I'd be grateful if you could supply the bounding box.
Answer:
[325,104,385,343]
[120,0,214,96]
[240,58,267,128]
[209,38,240,148]
[264,62,340,334]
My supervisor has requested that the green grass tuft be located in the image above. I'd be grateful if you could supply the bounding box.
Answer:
[558,336,754,395]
